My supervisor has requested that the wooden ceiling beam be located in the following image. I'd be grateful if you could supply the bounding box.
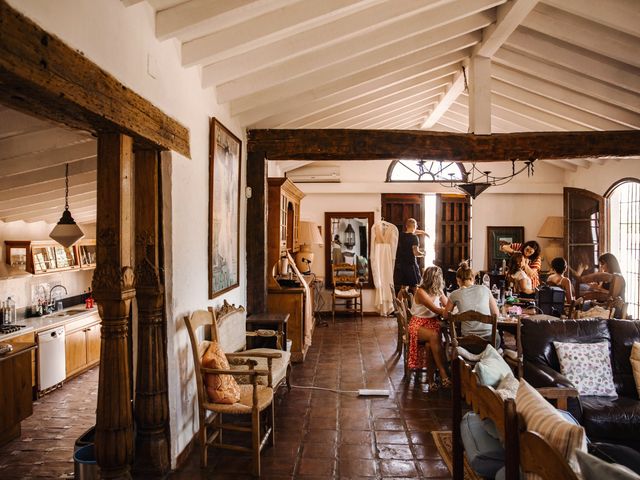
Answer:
[490,92,589,130]
[344,97,440,129]
[522,4,639,68]
[202,0,459,86]
[293,74,452,129]
[0,142,96,177]
[541,0,640,38]
[538,159,578,172]
[0,157,96,191]
[232,34,476,120]
[492,64,640,128]
[0,1,190,157]
[0,171,96,202]
[0,182,96,210]
[246,129,640,161]
[182,0,381,67]
[217,11,492,102]
[243,51,466,127]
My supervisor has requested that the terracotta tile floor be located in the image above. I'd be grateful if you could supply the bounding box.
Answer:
[0,316,454,479]
[0,367,98,479]
[173,315,453,479]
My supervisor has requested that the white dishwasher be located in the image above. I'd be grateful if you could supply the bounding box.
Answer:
[38,326,66,391]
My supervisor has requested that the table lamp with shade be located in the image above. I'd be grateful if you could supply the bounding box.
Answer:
[295,221,324,274]
[538,216,564,269]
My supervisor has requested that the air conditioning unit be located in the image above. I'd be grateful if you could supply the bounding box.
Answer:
[286,165,341,183]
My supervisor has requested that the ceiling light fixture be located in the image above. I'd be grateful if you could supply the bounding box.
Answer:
[439,160,536,199]
[49,163,84,248]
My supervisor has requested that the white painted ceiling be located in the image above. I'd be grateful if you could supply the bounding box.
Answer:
[1,0,638,224]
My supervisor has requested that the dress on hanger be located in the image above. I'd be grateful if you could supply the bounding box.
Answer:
[370,220,399,315]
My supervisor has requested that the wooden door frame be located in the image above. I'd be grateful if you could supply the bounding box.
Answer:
[0,2,188,476]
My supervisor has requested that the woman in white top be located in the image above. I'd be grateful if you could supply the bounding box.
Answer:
[507,252,534,295]
[443,262,500,342]
[408,266,451,389]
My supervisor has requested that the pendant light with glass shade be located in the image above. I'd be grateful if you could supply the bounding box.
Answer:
[49,163,84,248]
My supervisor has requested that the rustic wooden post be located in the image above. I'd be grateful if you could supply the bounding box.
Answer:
[132,149,170,474]
[246,151,268,314]
[93,133,135,479]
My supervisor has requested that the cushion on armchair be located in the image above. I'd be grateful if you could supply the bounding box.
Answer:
[202,341,241,404]
[473,344,512,388]
[553,341,617,397]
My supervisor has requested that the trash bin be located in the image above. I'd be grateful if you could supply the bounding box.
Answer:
[74,426,95,454]
[74,444,98,480]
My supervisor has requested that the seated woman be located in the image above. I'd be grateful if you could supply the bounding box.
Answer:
[408,266,451,390]
[577,252,626,304]
[546,257,574,304]
[507,252,535,295]
[443,262,500,342]
[499,240,542,289]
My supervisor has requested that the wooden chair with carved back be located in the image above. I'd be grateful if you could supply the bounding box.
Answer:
[185,309,275,476]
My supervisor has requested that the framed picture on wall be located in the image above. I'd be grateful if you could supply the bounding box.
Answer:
[208,118,242,299]
[487,226,524,271]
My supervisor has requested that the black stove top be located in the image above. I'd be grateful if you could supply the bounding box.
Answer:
[0,324,26,334]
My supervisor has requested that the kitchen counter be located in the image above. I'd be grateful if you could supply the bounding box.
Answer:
[0,305,98,342]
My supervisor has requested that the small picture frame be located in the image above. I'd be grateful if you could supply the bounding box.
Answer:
[487,226,524,271]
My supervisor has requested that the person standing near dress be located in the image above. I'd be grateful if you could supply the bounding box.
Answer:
[370,220,399,315]
[394,218,429,294]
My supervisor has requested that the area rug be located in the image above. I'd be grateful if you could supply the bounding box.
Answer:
[431,430,481,480]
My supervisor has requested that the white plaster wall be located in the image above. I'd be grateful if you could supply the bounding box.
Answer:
[8,0,246,465]
[564,157,640,196]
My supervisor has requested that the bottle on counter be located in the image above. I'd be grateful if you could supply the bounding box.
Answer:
[5,297,16,324]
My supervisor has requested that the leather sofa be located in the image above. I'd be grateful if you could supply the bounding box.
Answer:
[520,317,640,451]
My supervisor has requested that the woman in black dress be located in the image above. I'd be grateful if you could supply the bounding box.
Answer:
[394,218,427,293]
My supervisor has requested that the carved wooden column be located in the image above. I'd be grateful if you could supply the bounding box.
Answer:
[93,133,135,479]
[246,151,268,314]
[132,149,170,475]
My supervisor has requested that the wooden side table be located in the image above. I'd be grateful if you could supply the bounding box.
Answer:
[246,312,289,351]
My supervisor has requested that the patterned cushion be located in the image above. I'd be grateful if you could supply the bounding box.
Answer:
[473,344,512,388]
[201,341,240,404]
[631,342,640,398]
[553,341,617,397]
[516,379,587,478]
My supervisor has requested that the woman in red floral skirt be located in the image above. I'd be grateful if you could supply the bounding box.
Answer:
[408,265,451,390]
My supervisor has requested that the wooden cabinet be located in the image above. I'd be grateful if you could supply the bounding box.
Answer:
[267,178,304,270]
[268,287,310,362]
[5,240,81,274]
[64,313,101,379]
[11,331,36,388]
[0,342,36,447]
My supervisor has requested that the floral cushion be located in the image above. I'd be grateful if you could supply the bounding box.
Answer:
[201,341,240,404]
[553,341,617,397]
[495,372,519,400]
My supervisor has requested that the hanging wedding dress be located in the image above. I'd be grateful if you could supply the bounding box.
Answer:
[370,220,399,315]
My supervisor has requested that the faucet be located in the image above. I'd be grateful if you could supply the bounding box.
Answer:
[48,284,68,312]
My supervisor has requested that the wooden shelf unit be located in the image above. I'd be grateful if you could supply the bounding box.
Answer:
[5,239,97,274]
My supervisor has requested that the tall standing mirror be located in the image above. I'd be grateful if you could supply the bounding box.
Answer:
[325,212,374,288]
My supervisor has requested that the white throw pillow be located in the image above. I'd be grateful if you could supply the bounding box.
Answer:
[473,344,512,388]
[553,341,617,397]
[631,342,640,398]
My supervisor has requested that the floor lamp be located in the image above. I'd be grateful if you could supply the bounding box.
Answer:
[295,221,324,274]
[538,216,564,269]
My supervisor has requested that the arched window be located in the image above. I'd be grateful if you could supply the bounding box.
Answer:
[606,178,640,319]
[386,160,466,182]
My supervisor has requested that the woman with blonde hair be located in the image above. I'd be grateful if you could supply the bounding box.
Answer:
[408,265,451,390]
